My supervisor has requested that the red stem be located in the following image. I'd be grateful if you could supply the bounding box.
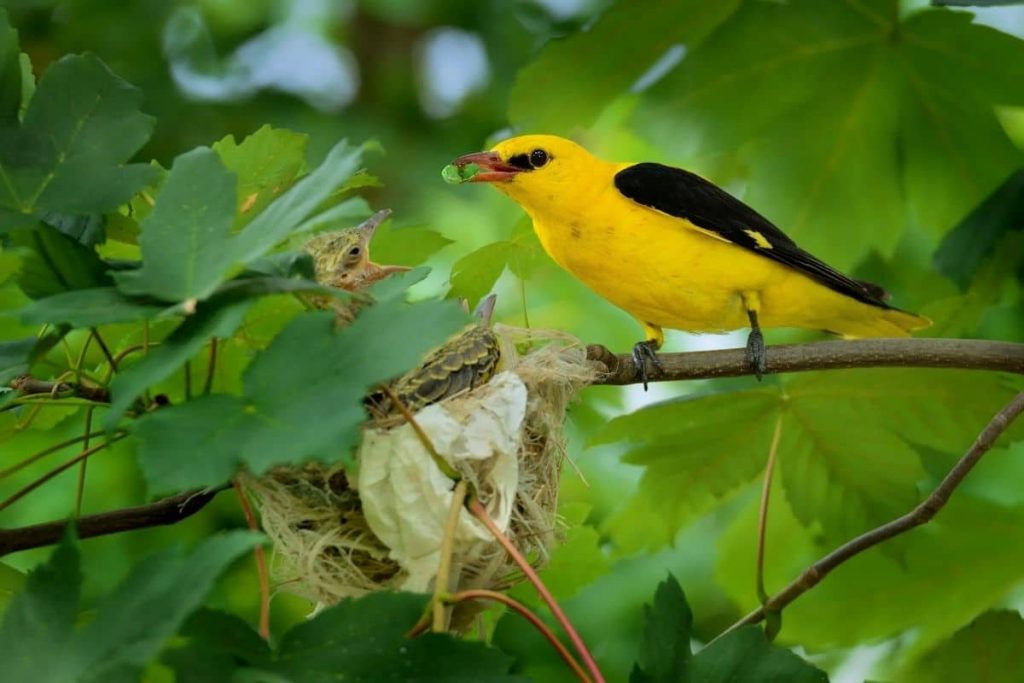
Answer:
[468,498,605,683]
[449,589,592,683]
[233,479,270,640]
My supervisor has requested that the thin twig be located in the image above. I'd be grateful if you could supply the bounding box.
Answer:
[469,498,605,683]
[587,338,1024,385]
[0,485,229,556]
[756,413,784,605]
[203,339,218,396]
[8,376,110,403]
[0,433,128,513]
[755,413,784,641]
[90,328,118,372]
[0,430,108,479]
[74,407,95,518]
[433,479,469,632]
[718,390,1024,639]
[233,479,270,640]
[448,589,592,683]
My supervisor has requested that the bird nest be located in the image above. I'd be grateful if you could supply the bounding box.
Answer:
[240,324,596,619]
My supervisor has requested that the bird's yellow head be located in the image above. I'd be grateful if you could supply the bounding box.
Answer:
[444,135,606,213]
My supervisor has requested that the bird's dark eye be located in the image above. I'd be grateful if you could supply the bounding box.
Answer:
[348,247,361,257]
[530,149,548,168]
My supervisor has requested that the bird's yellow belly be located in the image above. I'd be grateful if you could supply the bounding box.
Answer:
[533,211,832,334]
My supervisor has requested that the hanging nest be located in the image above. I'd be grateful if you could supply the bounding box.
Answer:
[240,323,596,617]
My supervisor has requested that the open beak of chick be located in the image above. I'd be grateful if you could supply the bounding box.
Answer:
[342,209,410,290]
[443,151,521,184]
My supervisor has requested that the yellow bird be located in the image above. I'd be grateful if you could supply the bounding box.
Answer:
[447,135,928,386]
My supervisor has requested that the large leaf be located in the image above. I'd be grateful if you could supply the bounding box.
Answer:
[133,297,468,493]
[509,0,741,133]
[599,370,1023,550]
[896,609,1024,682]
[595,388,782,549]
[0,528,259,682]
[113,147,238,303]
[0,54,156,232]
[632,0,1024,268]
[165,592,525,682]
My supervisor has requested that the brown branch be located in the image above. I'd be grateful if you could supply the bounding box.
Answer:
[587,338,1024,385]
[0,484,230,557]
[717,389,1024,639]
[9,375,110,403]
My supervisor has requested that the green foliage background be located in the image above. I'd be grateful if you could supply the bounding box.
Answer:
[1,0,1023,681]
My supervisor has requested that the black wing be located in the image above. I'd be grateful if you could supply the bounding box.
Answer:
[614,163,890,308]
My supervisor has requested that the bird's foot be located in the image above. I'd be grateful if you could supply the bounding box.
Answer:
[631,340,664,391]
[745,328,767,381]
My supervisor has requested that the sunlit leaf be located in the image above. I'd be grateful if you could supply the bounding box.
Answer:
[213,125,308,230]
[230,139,365,265]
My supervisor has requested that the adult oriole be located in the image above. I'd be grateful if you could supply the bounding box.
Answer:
[446,135,928,386]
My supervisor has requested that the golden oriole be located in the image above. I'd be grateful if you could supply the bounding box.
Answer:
[446,135,929,386]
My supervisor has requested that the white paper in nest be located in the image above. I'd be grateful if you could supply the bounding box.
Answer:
[357,371,527,592]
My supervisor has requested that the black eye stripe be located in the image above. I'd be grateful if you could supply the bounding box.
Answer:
[508,154,532,170]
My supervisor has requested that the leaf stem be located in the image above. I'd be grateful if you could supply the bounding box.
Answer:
[0,433,127,513]
[448,589,592,683]
[90,328,118,372]
[755,412,784,640]
[468,498,605,683]
[203,339,218,395]
[0,429,109,479]
[74,407,95,517]
[233,478,270,640]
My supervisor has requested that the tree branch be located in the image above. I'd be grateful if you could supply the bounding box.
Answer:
[0,485,230,557]
[717,389,1024,639]
[587,338,1024,385]
[9,375,110,403]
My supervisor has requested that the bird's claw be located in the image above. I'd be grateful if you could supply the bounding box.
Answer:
[631,340,664,391]
[746,328,767,381]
